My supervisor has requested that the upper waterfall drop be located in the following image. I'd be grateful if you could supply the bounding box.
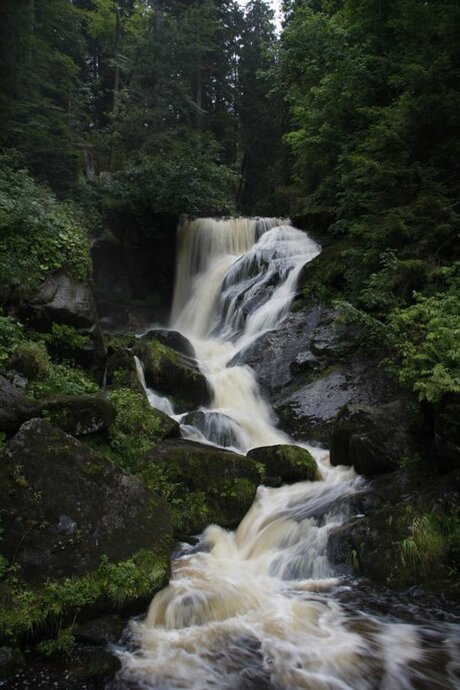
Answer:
[170,216,320,344]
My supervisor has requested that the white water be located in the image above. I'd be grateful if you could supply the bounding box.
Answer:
[116,217,460,690]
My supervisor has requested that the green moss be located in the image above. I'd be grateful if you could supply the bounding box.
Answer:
[0,549,169,647]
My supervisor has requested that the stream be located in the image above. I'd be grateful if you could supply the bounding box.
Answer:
[114,218,459,690]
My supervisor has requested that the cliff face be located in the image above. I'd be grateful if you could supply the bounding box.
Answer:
[91,217,177,332]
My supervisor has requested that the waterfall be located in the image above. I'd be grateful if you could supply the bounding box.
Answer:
[114,218,460,690]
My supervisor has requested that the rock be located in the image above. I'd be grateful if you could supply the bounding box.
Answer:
[141,329,196,358]
[0,418,172,583]
[182,410,242,448]
[142,439,260,533]
[274,356,400,445]
[18,271,107,372]
[0,375,39,436]
[330,401,421,475]
[133,340,210,411]
[73,615,125,646]
[39,395,117,437]
[149,407,181,440]
[0,647,25,677]
[327,467,460,589]
[229,309,322,395]
[30,271,99,330]
[247,445,319,485]
[309,307,358,359]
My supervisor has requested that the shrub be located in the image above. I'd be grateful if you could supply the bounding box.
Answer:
[0,157,91,297]
[0,315,23,370]
[106,388,162,473]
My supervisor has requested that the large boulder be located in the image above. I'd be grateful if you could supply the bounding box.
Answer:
[141,329,195,358]
[30,271,99,329]
[0,375,38,436]
[22,271,106,371]
[39,395,117,437]
[0,418,172,583]
[247,444,320,485]
[133,339,210,411]
[327,467,460,590]
[330,401,421,475]
[274,356,401,445]
[142,439,260,533]
[229,309,322,395]
[182,410,242,449]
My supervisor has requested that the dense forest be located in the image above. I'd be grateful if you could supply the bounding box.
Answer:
[0,0,459,685]
[1,0,459,403]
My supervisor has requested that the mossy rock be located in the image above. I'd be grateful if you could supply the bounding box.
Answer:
[0,419,172,583]
[330,400,421,476]
[0,419,173,646]
[142,439,260,534]
[141,329,195,358]
[327,467,460,594]
[247,444,320,485]
[133,339,210,411]
[39,395,116,437]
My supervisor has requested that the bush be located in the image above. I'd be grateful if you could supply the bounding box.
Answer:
[390,284,460,403]
[106,388,162,473]
[0,156,91,297]
[29,361,99,398]
[10,341,50,381]
[0,315,23,370]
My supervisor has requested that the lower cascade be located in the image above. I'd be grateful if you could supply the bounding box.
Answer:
[114,218,459,690]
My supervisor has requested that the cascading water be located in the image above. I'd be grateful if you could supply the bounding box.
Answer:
[115,217,460,690]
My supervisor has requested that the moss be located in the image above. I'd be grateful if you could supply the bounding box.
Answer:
[0,549,169,647]
[141,441,260,534]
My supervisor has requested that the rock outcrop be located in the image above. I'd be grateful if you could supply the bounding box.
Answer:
[142,438,261,533]
[0,418,172,583]
[133,339,210,411]
[330,401,421,475]
[247,444,320,485]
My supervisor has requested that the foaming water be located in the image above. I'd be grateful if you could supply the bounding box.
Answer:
[116,218,460,690]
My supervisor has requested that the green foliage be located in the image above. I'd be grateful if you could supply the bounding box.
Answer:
[36,627,75,657]
[0,158,91,296]
[400,514,446,572]
[10,341,51,381]
[43,324,91,351]
[104,134,236,219]
[29,362,99,399]
[106,388,163,473]
[389,283,460,403]
[0,315,24,369]
[0,549,168,645]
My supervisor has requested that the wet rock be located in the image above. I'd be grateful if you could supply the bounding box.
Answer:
[133,339,209,411]
[309,307,358,359]
[182,410,241,448]
[327,467,460,590]
[0,418,172,583]
[274,357,400,445]
[141,329,195,358]
[39,395,116,437]
[330,401,421,475]
[143,439,260,532]
[0,647,26,677]
[73,615,125,646]
[0,375,38,436]
[247,444,319,485]
[229,309,321,395]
